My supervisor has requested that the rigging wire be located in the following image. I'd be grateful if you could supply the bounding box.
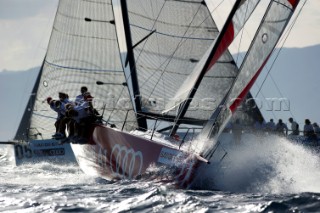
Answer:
[253,0,307,120]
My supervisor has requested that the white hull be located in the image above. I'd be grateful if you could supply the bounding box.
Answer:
[7,139,77,166]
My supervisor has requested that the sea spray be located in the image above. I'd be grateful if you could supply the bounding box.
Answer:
[1,140,320,212]
[1,159,90,187]
[192,134,320,193]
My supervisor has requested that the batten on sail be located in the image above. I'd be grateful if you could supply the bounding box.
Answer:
[198,0,301,159]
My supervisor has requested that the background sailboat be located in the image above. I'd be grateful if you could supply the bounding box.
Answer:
[0,61,76,165]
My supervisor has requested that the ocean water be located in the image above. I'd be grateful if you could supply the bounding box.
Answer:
[1,135,320,212]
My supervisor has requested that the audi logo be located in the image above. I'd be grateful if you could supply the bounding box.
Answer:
[110,144,143,179]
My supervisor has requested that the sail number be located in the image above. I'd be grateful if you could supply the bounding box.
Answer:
[15,144,32,159]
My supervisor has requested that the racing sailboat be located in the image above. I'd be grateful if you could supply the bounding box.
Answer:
[0,67,76,166]
[16,0,300,187]
[0,62,76,165]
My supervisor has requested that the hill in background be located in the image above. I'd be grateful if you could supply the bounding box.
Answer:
[0,45,319,140]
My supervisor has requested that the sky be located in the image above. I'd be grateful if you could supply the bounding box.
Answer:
[0,0,59,71]
[0,0,319,130]
[0,0,319,71]
[206,0,320,52]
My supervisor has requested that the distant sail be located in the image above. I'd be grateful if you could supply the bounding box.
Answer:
[199,0,300,159]
[14,63,44,141]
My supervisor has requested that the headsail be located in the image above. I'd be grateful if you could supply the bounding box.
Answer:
[162,0,261,135]
[198,0,301,159]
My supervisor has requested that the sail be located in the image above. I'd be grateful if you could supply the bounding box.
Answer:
[124,0,218,121]
[198,0,300,159]
[28,0,138,139]
[113,0,148,130]
[163,0,261,114]
[14,62,44,141]
[123,0,265,128]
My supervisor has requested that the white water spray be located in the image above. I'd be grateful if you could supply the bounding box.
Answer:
[194,134,320,194]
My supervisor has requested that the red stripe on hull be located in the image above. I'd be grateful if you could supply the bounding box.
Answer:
[229,54,271,113]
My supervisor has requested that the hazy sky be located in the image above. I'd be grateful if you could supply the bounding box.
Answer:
[207,0,320,53]
[0,0,58,71]
[0,0,319,71]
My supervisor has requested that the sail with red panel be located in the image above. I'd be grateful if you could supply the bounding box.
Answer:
[197,0,301,159]
[163,0,261,136]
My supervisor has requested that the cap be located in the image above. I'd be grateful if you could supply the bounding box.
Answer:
[81,86,88,93]
[46,97,52,104]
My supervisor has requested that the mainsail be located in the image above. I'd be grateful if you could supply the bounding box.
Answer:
[28,0,138,139]
[198,0,301,159]
[124,0,219,122]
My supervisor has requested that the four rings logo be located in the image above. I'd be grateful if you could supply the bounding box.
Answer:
[110,144,143,179]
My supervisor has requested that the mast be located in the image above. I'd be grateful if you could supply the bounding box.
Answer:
[14,60,45,141]
[169,0,244,137]
[119,0,147,131]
